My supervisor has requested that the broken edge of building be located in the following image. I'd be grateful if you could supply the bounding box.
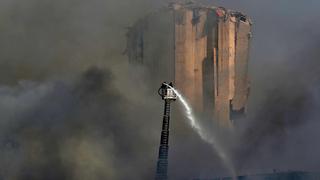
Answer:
[126,3,252,128]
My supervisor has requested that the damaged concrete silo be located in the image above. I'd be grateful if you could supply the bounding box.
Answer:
[126,3,252,128]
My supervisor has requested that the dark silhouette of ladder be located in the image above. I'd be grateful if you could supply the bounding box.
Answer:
[155,82,176,180]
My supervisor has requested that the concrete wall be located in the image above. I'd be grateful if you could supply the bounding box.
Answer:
[126,4,252,128]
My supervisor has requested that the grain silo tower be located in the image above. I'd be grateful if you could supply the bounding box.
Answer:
[126,2,252,127]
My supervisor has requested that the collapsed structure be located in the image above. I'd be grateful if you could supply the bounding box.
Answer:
[126,3,252,127]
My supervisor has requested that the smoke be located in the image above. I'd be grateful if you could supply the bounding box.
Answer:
[162,0,320,177]
[1,0,320,179]
[0,0,162,179]
[0,0,156,85]
[208,0,320,174]
[165,83,237,177]
[0,67,163,179]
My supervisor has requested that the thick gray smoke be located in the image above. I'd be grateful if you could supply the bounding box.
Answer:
[0,67,163,179]
[0,0,161,179]
[1,0,320,179]
[210,0,320,175]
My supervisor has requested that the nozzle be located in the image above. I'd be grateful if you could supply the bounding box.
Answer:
[158,82,177,101]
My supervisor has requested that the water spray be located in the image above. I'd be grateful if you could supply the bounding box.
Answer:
[163,83,237,178]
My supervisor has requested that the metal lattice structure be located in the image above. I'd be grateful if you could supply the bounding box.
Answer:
[155,82,176,180]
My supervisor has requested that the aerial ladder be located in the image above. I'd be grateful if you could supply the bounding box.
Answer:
[155,82,177,180]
